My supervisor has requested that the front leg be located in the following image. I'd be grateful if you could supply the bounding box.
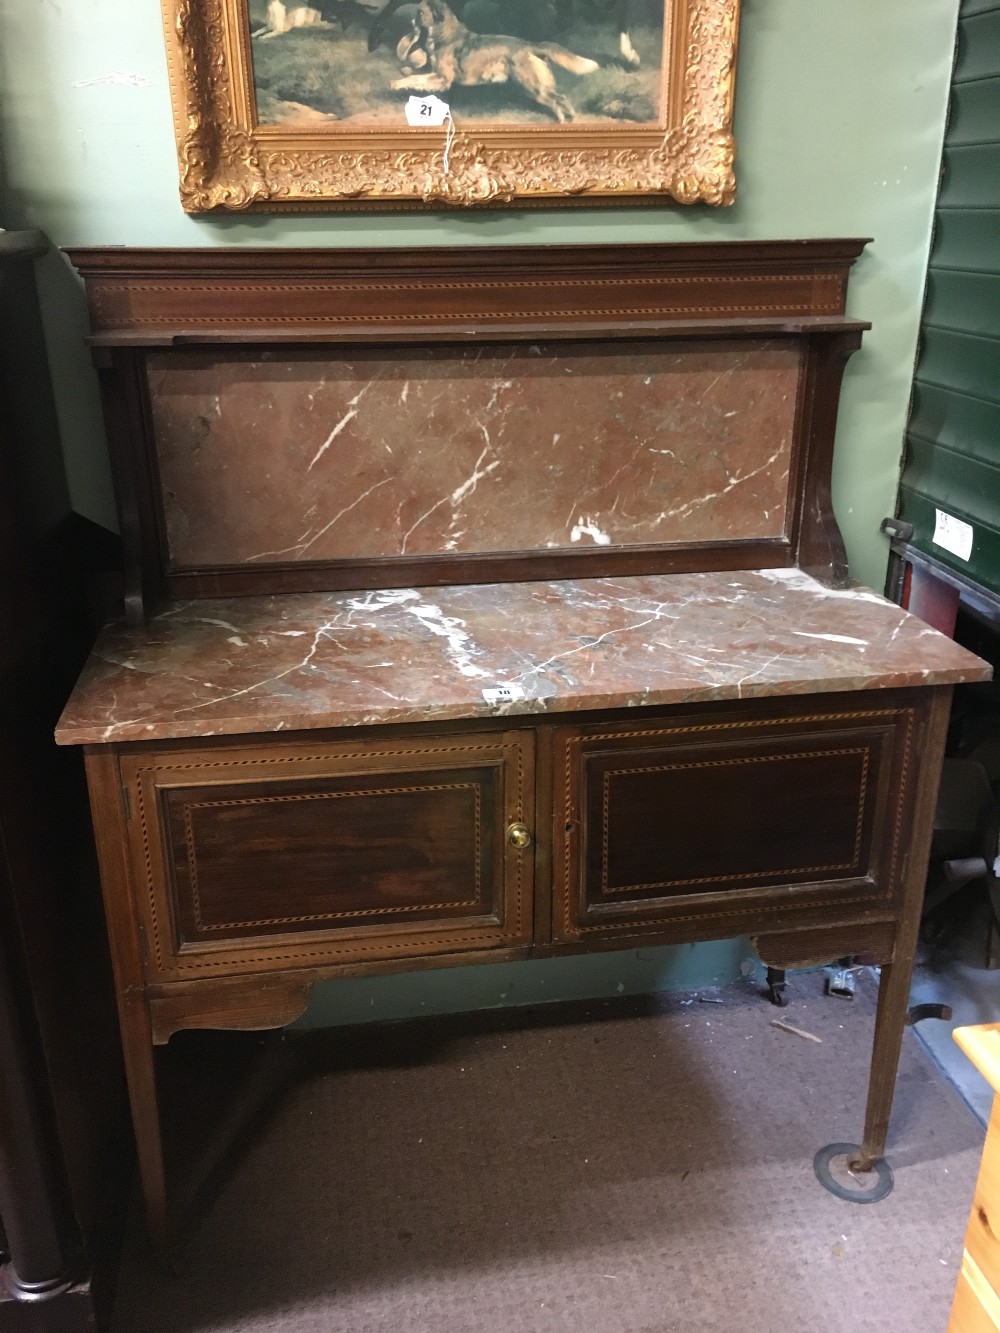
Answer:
[852,957,912,1170]
[811,953,912,1204]
[391,72,452,91]
[854,690,952,1171]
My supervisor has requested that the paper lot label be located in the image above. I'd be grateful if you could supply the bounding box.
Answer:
[404,95,451,127]
[482,684,525,705]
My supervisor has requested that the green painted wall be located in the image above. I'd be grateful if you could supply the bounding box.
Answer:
[0,0,959,1024]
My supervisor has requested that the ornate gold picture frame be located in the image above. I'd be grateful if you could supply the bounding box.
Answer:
[163,0,739,211]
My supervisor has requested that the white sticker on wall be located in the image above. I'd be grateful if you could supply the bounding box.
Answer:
[482,684,525,705]
[932,509,974,562]
[404,95,451,127]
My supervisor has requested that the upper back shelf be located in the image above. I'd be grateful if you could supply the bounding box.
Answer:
[68,240,870,625]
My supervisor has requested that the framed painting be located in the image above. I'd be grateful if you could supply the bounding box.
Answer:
[162,0,740,211]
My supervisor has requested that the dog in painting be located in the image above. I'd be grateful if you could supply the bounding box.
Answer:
[391,0,598,123]
[252,1,334,39]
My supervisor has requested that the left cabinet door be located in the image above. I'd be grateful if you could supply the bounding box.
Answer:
[117,729,534,981]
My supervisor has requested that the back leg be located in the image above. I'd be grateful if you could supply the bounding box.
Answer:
[534,87,576,122]
[521,52,576,122]
[391,71,452,91]
[619,29,639,66]
[618,0,640,66]
[254,0,286,38]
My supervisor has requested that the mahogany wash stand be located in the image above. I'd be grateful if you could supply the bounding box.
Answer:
[56,241,990,1259]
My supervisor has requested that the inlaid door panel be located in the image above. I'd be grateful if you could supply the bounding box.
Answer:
[552,700,917,945]
[119,730,533,980]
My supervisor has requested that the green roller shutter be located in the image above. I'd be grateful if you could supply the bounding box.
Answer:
[898,0,1000,595]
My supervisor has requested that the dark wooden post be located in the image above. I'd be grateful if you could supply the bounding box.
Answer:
[0,228,129,1330]
[0,890,83,1301]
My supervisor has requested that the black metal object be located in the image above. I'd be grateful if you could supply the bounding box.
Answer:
[765,966,788,1007]
[880,516,914,544]
[0,902,82,1301]
[0,228,84,1311]
[0,230,129,1329]
[826,956,858,1000]
[906,1002,954,1025]
[813,1142,894,1204]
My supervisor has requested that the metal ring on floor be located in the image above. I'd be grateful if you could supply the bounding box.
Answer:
[813,1142,894,1203]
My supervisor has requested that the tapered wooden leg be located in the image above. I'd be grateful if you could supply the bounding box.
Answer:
[851,958,912,1171]
[119,994,172,1266]
[851,691,954,1172]
[84,751,174,1266]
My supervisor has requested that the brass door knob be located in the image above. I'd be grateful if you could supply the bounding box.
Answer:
[506,822,532,849]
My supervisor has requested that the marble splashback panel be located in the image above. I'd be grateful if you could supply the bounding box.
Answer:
[146,339,802,570]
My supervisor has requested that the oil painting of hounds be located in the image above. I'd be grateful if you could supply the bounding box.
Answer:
[249,0,666,127]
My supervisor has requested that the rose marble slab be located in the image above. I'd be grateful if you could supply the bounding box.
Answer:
[147,339,799,569]
[55,569,990,747]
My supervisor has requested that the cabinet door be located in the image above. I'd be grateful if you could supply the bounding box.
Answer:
[552,698,919,946]
[119,730,533,981]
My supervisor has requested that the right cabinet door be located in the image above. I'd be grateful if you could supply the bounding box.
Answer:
[552,695,923,946]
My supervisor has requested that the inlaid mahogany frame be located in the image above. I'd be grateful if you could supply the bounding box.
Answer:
[160,0,738,212]
[69,238,869,627]
[64,235,985,1263]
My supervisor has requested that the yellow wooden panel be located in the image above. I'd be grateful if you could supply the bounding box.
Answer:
[949,1254,1000,1332]
[965,1099,1000,1289]
[955,1027,1000,1095]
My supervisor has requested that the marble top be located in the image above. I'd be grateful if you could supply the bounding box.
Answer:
[55,569,991,746]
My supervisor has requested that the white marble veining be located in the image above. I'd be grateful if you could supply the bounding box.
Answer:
[56,570,991,746]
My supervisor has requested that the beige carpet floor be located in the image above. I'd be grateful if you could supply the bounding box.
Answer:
[111,976,985,1333]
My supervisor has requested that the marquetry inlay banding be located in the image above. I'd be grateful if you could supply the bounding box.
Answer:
[599,747,871,894]
[129,733,530,976]
[181,782,484,933]
[557,707,911,942]
[89,271,843,331]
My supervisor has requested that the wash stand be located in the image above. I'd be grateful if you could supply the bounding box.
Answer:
[56,241,989,1256]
